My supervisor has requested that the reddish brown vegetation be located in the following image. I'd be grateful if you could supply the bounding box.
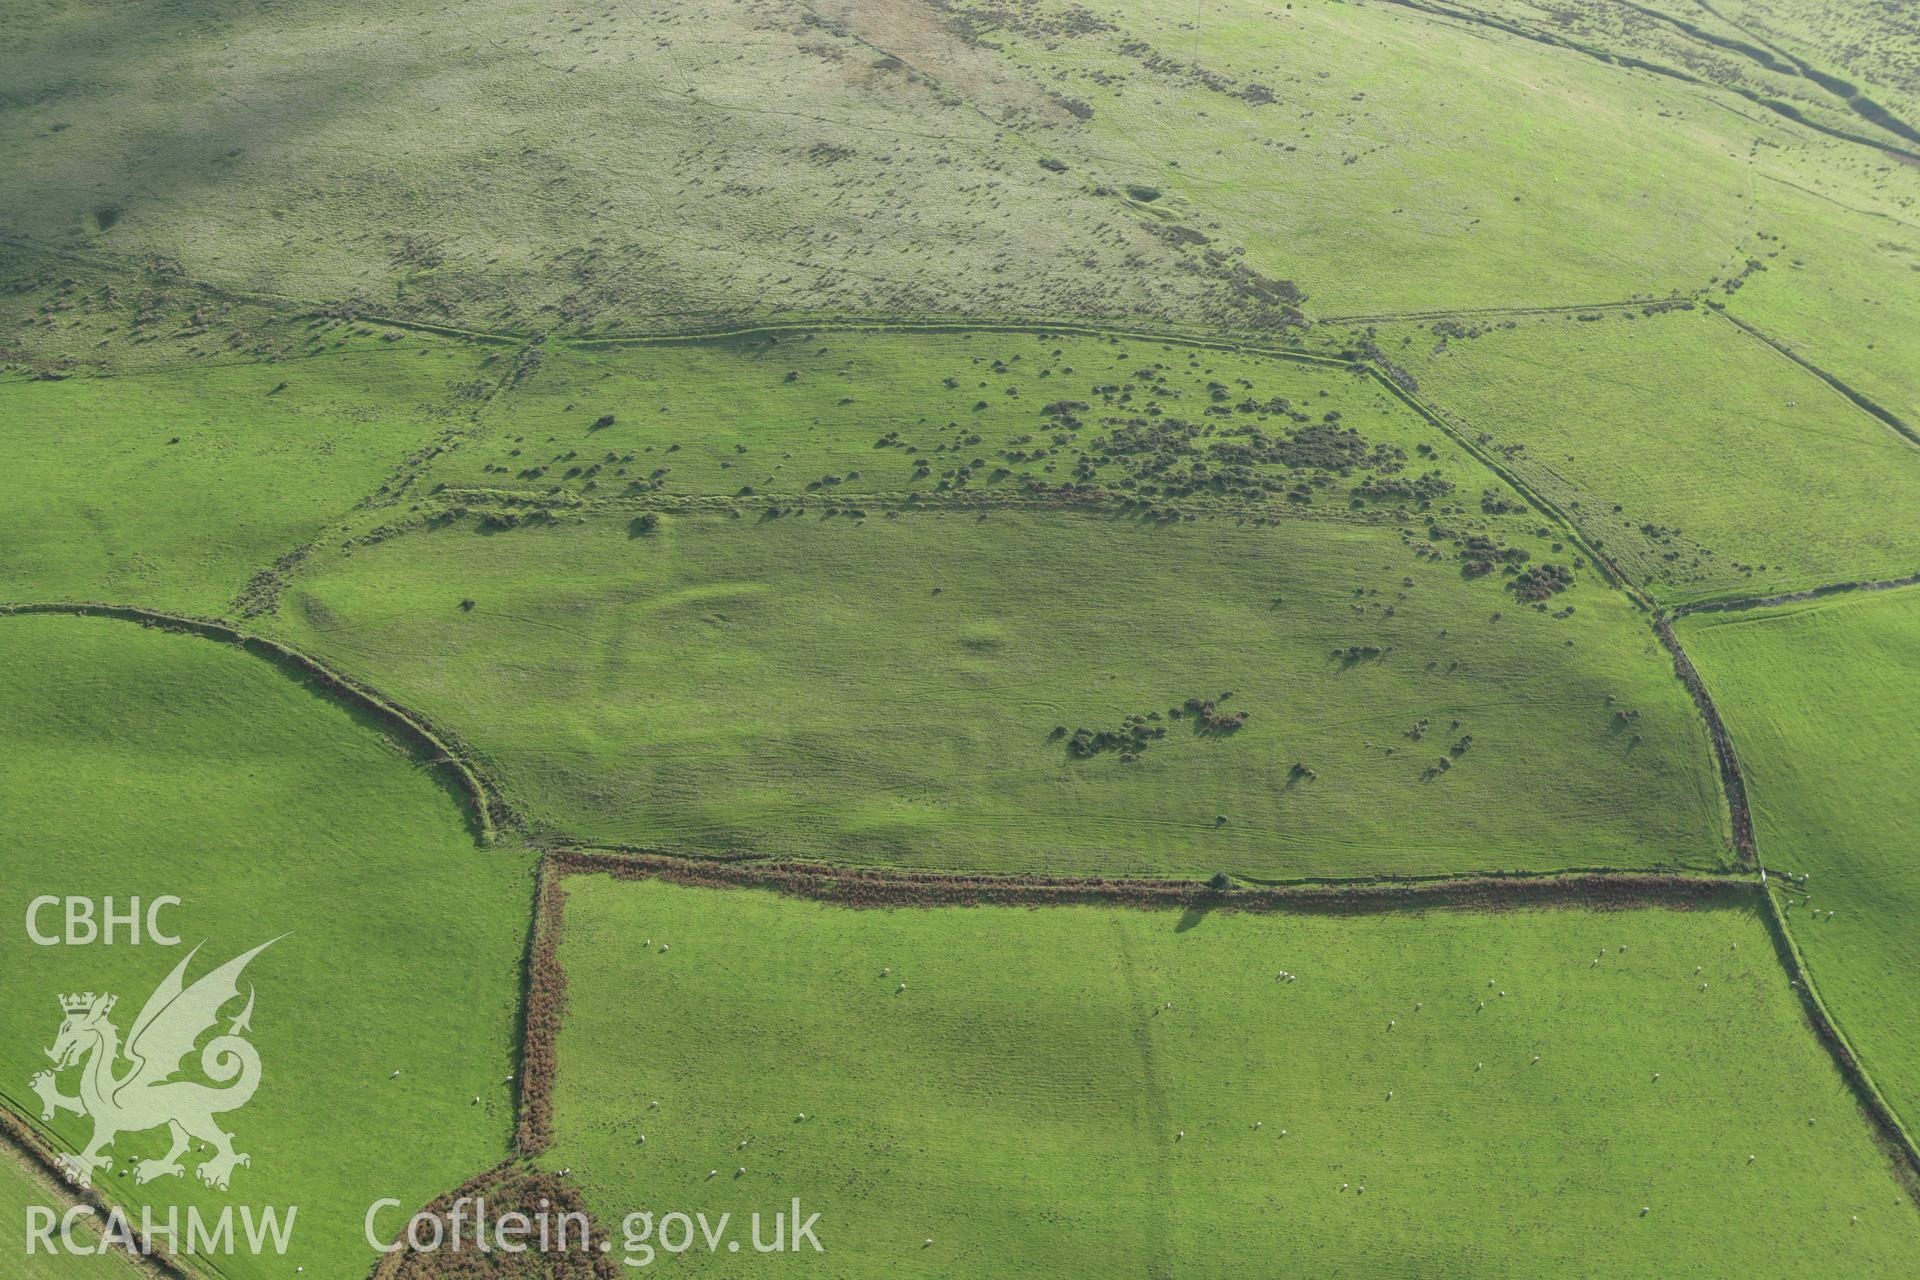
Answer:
[368,1162,619,1279]
[545,848,1739,916]
[1652,615,1756,865]
[515,868,568,1157]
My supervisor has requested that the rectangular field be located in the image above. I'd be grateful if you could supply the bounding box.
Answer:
[0,614,533,1279]
[1379,307,1920,605]
[545,873,1920,1277]
[0,337,486,614]
[1680,585,1920,1132]
[271,507,1727,878]
[431,329,1493,516]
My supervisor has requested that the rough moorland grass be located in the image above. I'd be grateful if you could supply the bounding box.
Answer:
[434,329,1502,512]
[5,0,1906,339]
[1680,586,1920,1132]
[546,874,1920,1277]
[925,0,1769,314]
[1377,307,1920,605]
[272,508,1726,878]
[0,338,487,615]
[0,0,1272,336]
[0,615,533,1280]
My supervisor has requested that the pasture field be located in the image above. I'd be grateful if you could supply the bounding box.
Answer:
[0,336,490,615]
[4,0,1919,1273]
[434,329,1499,511]
[546,873,1920,1277]
[1680,586,1920,1131]
[0,614,534,1279]
[1,1148,130,1278]
[270,506,1726,878]
[1374,306,1920,605]
[1725,194,1920,433]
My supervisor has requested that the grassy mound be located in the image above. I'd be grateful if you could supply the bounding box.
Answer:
[544,872,1920,1277]
[0,614,533,1279]
[1681,585,1920,1131]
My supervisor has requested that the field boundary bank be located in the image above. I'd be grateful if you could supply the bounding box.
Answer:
[1709,306,1920,448]
[1756,889,1920,1205]
[0,601,508,843]
[1671,570,1920,618]
[1321,298,1670,324]
[515,862,568,1156]
[0,1106,195,1279]
[1652,616,1758,865]
[547,847,1747,912]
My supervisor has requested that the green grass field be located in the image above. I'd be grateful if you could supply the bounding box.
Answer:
[0,336,488,615]
[5,0,1920,1272]
[429,330,1494,514]
[547,873,1920,1277]
[1681,586,1920,1132]
[0,614,533,1278]
[1376,306,1920,605]
[1726,195,1920,433]
[270,507,1725,877]
[1,1148,133,1278]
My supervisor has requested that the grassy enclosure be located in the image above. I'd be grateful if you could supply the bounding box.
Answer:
[0,336,488,614]
[0,614,533,1279]
[1681,586,1920,1133]
[3,0,1918,1270]
[271,507,1726,877]
[545,873,1920,1278]
[431,329,1494,512]
[1375,307,1920,605]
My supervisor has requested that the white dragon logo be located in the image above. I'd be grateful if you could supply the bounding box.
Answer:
[29,938,281,1192]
